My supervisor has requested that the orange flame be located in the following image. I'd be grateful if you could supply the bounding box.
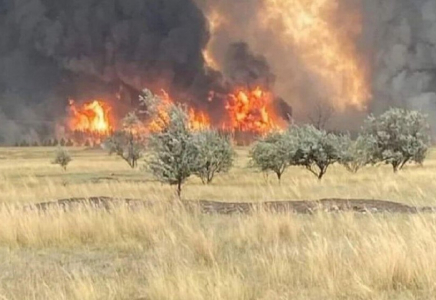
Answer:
[202,10,226,70]
[68,100,113,134]
[262,0,370,110]
[147,90,211,132]
[224,86,285,134]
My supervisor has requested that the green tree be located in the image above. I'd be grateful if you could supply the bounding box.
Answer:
[147,103,199,198]
[289,125,346,180]
[361,108,430,172]
[105,112,145,169]
[249,132,294,181]
[339,135,372,173]
[193,130,235,184]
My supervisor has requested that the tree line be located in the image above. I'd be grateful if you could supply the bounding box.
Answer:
[53,90,432,198]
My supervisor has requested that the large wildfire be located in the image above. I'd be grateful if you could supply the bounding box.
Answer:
[261,0,370,110]
[68,100,113,135]
[3,0,436,145]
[7,0,417,146]
[66,86,285,145]
[58,0,370,146]
[224,87,285,133]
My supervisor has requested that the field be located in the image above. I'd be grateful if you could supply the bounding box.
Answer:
[1,147,436,299]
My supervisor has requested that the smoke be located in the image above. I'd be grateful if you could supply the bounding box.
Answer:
[223,42,292,119]
[362,0,436,130]
[224,42,276,89]
[0,0,220,143]
[196,0,367,121]
[2,0,436,143]
[198,0,436,131]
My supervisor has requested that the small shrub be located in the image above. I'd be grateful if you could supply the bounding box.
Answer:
[193,130,235,184]
[340,135,372,173]
[52,147,72,171]
[105,113,145,169]
[249,132,293,181]
[288,125,346,180]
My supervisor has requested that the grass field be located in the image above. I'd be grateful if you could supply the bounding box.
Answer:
[1,147,436,299]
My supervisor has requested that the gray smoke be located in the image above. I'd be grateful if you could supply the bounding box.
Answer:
[224,42,276,89]
[362,0,436,129]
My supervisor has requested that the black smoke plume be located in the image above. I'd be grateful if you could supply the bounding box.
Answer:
[223,42,292,120]
[0,0,224,143]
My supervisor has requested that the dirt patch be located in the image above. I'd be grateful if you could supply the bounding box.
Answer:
[18,197,436,214]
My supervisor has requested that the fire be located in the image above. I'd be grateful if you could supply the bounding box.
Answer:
[262,0,370,110]
[202,10,226,70]
[147,90,211,132]
[189,109,211,131]
[202,49,219,70]
[65,87,284,145]
[68,100,113,134]
[224,86,284,134]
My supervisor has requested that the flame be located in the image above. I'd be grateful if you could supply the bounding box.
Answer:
[68,100,113,134]
[189,109,211,131]
[224,86,284,134]
[202,10,226,70]
[202,49,219,70]
[147,90,211,132]
[262,0,370,110]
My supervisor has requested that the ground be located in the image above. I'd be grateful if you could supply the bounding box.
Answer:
[1,147,436,299]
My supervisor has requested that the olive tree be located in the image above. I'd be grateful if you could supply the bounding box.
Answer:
[289,125,346,180]
[147,104,199,198]
[249,132,294,181]
[104,113,144,169]
[339,135,372,173]
[361,108,430,172]
[52,147,72,171]
[193,130,235,184]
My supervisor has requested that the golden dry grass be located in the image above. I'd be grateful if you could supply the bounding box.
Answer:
[1,147,436,299]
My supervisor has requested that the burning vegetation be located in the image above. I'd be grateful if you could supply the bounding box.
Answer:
[63,84,287,146]
[261,0,370,110]
[68,100,113,135]
[224,87,285,134]
[1,0,397,146]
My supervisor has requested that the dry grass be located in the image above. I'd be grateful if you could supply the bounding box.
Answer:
[1,147,436,299]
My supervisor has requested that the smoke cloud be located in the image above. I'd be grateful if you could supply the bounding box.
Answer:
[198,0,436,130]
[224,42,276,89]
[0,0,221,143]
[1,0,436,143]
[362,0,436,129]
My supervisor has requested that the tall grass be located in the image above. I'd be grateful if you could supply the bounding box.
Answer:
[0,204,436,299]
[1,147,436,299]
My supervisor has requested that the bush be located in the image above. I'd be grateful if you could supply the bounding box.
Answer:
[147,104,199,198]
[52,147,72,171]
[105,113,144,169]
[288,125,346,180]
[249,132,293,181]
[193,130,235,184]
[339,135,372,173]
[361,108,430,172]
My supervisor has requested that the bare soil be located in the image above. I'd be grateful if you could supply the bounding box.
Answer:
[19,197,436,214]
